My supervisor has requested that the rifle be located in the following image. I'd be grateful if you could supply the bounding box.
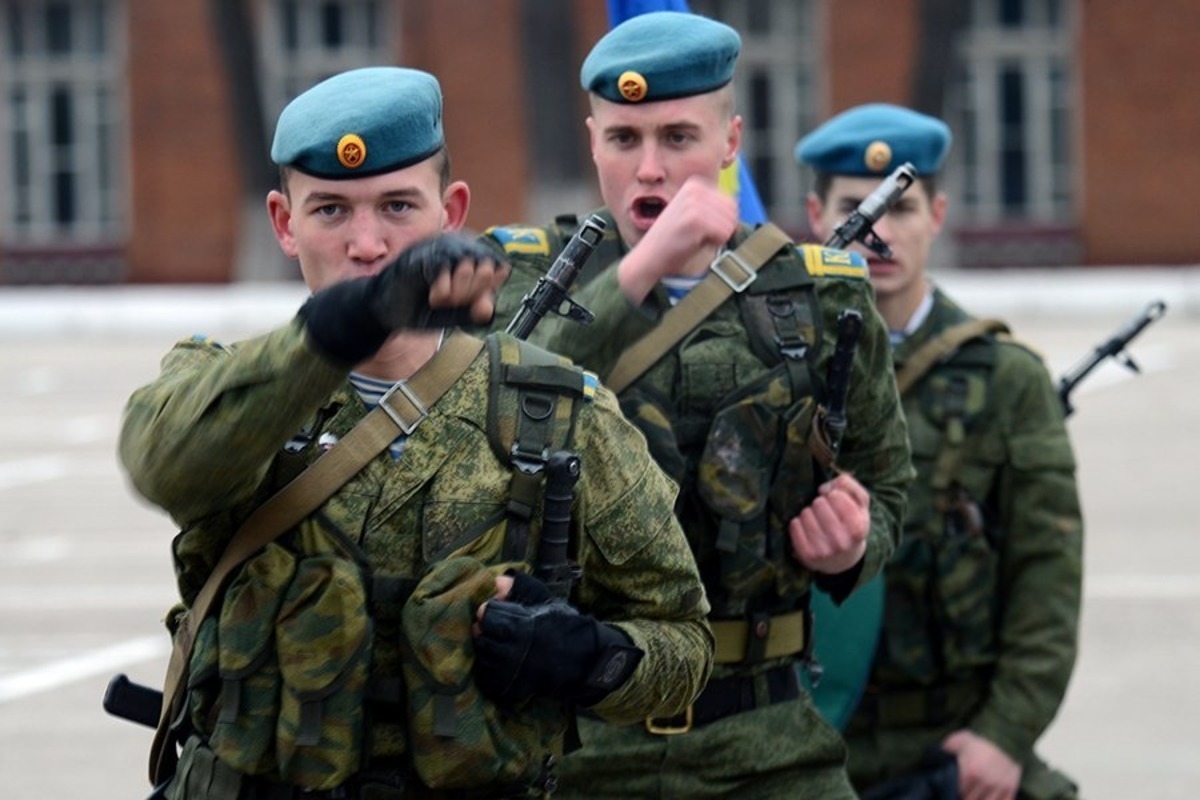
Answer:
[824,162,917,258]
[505,214,606,340]
[1058,299,1167,416]
[811,165,915,470]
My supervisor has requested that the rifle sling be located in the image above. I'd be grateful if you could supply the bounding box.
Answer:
[149,332,485,785]
[893,318,1009,396]
[604,223,794,394]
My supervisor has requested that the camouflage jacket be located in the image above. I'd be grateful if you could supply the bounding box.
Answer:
[867,287,1083,762]
[484,214,913,678]
[118,320,712,768]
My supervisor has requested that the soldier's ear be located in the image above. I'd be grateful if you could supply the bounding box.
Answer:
[441,180,470,232]
[266,190,299,259]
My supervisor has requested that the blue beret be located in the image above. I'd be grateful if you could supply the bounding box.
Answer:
[271,66,444,179]
[795,103,952,176]
[580,12,740,104]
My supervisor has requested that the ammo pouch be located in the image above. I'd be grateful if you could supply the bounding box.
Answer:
[399,556,564,790]
[697,362,819,607]
[186,535,373,791]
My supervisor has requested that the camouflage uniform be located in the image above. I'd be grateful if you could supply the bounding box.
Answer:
[118,320,713,798]
[845,288,1083,799]
[484,214,913,799]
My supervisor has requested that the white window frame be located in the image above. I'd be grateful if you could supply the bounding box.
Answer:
[948,0,1075,225]
[692,0,820,228]
[1,0,127,246]
[258,0,393,130]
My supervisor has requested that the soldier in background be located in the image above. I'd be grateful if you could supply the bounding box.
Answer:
[798,103,1083,800]
[118,66,712,799]
[484,13,913,799]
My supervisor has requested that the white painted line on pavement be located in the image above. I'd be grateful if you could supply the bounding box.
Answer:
[0,635,168,704]
[1085,574,1200,600]
[0,585,173,610]
[0,455,69,490]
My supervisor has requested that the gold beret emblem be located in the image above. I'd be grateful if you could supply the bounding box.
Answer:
[618,70,648,103]
[336,133,367,169]
[864,140,892,172]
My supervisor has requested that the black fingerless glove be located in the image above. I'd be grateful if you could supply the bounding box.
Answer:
[473,575,644,708]
[298,232,502,365]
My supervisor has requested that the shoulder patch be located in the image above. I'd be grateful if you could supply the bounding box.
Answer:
[582,371,599,403]
[484,225,551,256]
[187,333,229,351]
[796,244,868,280]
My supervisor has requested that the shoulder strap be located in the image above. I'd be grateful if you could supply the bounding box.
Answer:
[148,333,484,784]
[486,335,589,568]
[605,223,793,394]
[894,318,1009,396]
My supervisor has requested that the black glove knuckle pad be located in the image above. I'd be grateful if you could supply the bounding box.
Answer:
[369,233,495,330]
[473,596,643,707]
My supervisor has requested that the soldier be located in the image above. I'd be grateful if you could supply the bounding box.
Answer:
[118,66,713,800]
[797,103,1083,799]
[482,13,913,799]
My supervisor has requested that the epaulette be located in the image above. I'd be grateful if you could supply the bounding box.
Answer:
[483,224,551,256]
[796,243,868,280]
[995,331,1046,362]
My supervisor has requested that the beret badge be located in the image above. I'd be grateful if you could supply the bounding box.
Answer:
[618,70,648,103]
[864,140,892,172]
[336,133,367,169]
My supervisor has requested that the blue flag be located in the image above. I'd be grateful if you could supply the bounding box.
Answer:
[604,0,769,225]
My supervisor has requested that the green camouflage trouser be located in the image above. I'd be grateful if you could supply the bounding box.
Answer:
[555,694,855,800]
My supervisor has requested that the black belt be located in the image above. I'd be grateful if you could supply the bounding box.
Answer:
[644,664,800,735]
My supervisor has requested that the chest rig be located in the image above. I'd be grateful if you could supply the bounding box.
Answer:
[163,333,592,795]
[612,231,833,660]
[896,318,1009,541]
[877,318,1011,687]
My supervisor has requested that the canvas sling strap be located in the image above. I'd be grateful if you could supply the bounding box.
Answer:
[604,223,794,394]
[893,318,1009,396]
[148,332,485,786]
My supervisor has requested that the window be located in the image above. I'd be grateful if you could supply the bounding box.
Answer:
[948,0,1074,225]
[259,0,392,127]
[1,0,125,249]
[692,0,819,228]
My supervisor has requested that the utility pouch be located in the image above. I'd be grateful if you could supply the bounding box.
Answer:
[933,509,999,672]
[207,542,296,776]
[698,365,817,600]
[274,552,373,790]
[166,734,244,800]
[400,556,562,790]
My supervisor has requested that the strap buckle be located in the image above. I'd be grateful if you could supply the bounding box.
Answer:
[379,381,427,435]
[644,705,693,735]
[710,249,757,293]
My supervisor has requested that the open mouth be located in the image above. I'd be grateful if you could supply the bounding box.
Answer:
[632,197,667,224]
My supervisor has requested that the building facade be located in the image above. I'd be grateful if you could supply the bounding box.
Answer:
[1,0,1196,284]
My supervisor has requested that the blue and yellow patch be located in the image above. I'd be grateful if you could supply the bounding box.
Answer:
[582,371,599,402]
[485,225,551,256]
[797,244,868,280]
[188,333,228,350]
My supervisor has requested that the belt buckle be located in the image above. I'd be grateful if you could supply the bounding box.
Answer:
[643,704,693,735]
